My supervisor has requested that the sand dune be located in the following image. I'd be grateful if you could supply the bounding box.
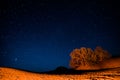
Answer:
[0,67,120,80]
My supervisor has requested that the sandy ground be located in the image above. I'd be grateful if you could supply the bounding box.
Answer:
[0,67,120,80]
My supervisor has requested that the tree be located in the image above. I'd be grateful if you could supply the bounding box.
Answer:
[94,46,111,62]
[69,46,111,70]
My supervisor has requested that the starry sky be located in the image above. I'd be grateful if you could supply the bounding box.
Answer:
[0,0,120,72]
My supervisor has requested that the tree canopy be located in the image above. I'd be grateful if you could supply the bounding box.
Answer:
[69,46,111,70]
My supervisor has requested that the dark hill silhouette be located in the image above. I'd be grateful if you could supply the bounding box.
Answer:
[41,66,112,75]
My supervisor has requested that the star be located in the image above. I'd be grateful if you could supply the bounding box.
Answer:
[14,58,18,62]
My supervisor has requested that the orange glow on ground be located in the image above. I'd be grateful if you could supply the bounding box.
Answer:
[1,67,120,80]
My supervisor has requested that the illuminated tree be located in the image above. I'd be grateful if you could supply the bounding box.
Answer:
[94,46,111,62]
[69,46,111,70]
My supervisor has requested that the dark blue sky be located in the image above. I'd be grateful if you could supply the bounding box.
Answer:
[0,0,120,72]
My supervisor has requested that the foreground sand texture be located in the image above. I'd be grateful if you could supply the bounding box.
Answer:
[0,67,120,80]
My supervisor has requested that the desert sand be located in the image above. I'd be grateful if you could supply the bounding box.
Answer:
[0,67,120,80]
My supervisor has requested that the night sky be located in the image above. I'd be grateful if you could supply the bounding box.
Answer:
[0,0,120,72]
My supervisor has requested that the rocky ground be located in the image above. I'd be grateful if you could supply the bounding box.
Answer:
[0,67,120,80]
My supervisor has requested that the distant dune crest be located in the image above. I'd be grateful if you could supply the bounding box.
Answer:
[99,58,120,69]
[76,57,120,70]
